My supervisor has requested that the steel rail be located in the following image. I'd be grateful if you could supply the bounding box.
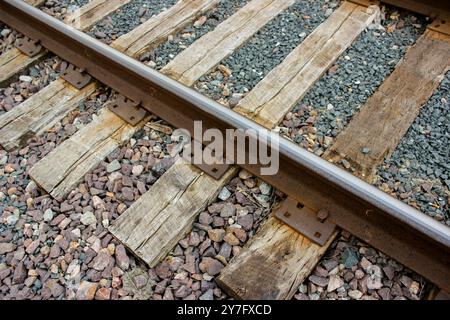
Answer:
[1,0,449,290]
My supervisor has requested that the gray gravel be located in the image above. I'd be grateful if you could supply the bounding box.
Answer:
[375,72,450,225]
[280,7,426,156]
[145,0,249,69]
[194,0,340,105]
[294,232,427,300]
[88,0,178,44]
[0,92,179,299]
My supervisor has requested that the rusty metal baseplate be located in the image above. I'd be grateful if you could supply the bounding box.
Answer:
[61,64,92,89]
[108,94,148,126]
[274,197,336,246]
[189,141,230,180]
[428,16,450,36]
[15,36,42,57]
[347,0,380,7]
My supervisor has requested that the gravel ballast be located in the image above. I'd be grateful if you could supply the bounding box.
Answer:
[0,56,63,114]
[194,0,340,105]
[0,99,180,299]
[0,0,175,114]
[0,0,90,55]
[279,7,426,156]
[375,73,450,225]
[0,25,15,55]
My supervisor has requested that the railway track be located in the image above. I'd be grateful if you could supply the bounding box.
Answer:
[0,0,449,300]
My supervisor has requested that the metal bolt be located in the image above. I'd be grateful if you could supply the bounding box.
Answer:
[317,209,329,222]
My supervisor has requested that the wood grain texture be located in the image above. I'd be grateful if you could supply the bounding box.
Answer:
[234,3,378,128]
[29,108,151,201]
[29,0,218,198]
[112,0,220,56]
[0,0,128,87]
[217,217,337,300]
[324,29,450,181]
[163,0,295,86]
[109,159,238,267]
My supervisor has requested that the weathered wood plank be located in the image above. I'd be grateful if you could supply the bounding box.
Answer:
[218,26,450,300]
[108,0,298,268]
[109,159,238,267]
[235,3,378,128]
[0,79,66,130]
[217,217,337,300]
[0,79,96,150]
[163,0,295,86]
[25,0,46,6]
[323,29,450,181]
[112,0,220,56]
[0,0,129,87]
[0,80,101,152]
[434,290,450,300]
[28,0,219,197]
[29,108,151,200]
